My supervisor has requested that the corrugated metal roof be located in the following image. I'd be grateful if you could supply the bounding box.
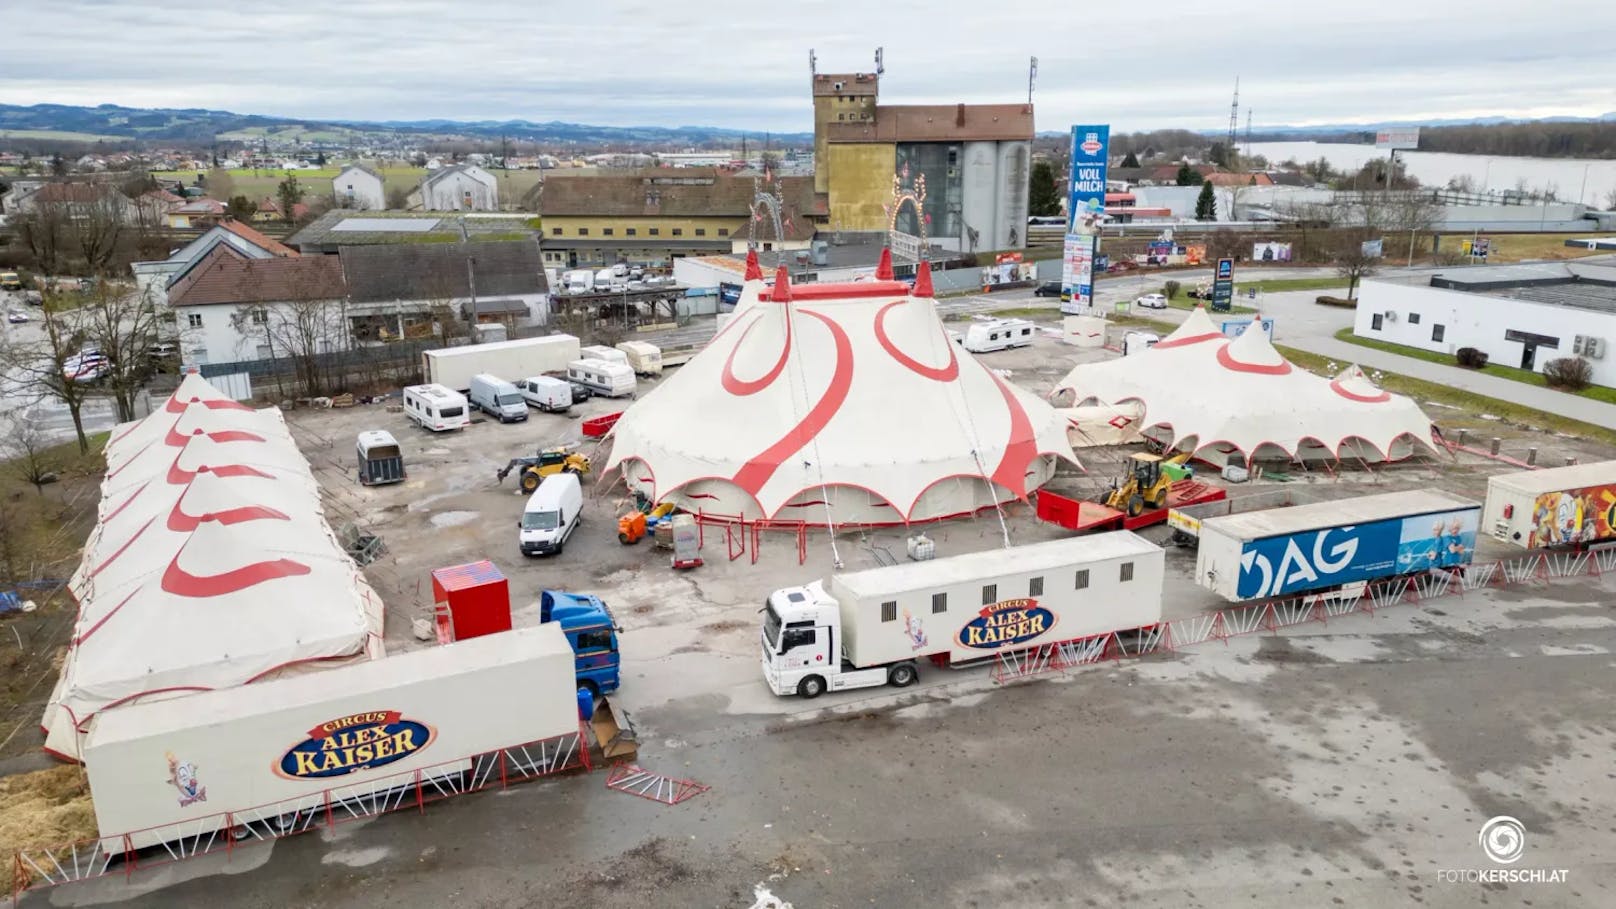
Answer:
[1201,490,1478,541]
[826,104,1035,144]
[831,532,1159,599]
[340,240,547,302]
[1486,459,1616,497]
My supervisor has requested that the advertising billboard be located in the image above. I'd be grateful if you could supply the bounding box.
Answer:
[1374,127,1421,150]
[1219,318,1274,339]
[1530,484,1616,547]
[1067,125,1110,232]
[1253,242,1293,262]
[1361,238,1384,259]
[1061,232,1096,315]
[1236,507,1479,600]
[1211,257,1235,313]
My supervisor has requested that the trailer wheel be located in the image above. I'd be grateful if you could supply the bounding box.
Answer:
[797,675,826,699]
[887,663,918,688]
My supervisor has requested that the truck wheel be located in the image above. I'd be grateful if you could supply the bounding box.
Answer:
[887,663,918,688]
[797,675,826,699]
[1126,494,1146,517]
[521,474,541,494]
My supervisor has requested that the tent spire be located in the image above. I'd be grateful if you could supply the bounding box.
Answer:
[875,247,894,281]
[770,265,792,301]
[913,260,935,298]
[744,248,762,281]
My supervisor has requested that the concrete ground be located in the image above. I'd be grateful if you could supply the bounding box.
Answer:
[20,291,1616,907]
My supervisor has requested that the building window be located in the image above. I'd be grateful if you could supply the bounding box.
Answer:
[695,228,706,237]
[1371,314,1383,331]
[250,308,268,325]
[1408,312,1421,325]
[838,113,845,121]
[626,228,637,236]
[672,228,683,237]
[552,227,562,235]
[932,592,947,614]
[719,228,729,237]
[981,584,997,605]
[186,312,203,329]
[650,228,660,236]
[604,228,615,236]
[1120,562,1135,583]
[1433,324,1445,343]
[578,227,589,236]
[1029,576,1043,597]
[881,600,896,622]
[1075,569,1090,590]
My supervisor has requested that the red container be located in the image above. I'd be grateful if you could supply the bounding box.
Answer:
[582,412,623,438]
[430,560,513,642]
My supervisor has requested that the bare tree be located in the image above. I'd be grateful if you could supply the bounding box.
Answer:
[1605,187,1616,212]
[1390,191,1443,266]
[16,202,71,276]
[1335,230,1382,301]
[0,291,96,453]
[205,167,235,200]
[228,267,348,398]
[6,418,59,495]
[80,280,164,422]
[72,191,128,276]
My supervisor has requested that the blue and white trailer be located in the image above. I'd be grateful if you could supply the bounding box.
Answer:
[1193,489,1481,602]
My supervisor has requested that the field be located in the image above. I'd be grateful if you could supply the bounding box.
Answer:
[1456,232,1612,263]
[0,128,125,143]
[151,165,549,204]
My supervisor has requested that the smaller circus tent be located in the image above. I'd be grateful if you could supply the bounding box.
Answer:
[42,374,385,761]
[1052,308,1438,464]
[605,256,1080,526]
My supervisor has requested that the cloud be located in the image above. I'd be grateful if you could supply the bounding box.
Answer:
[3,0,1611,132]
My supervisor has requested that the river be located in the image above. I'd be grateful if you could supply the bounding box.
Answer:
[1247,141,1616,208]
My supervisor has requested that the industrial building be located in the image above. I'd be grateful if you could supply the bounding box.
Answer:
[812,67,1033,253]
[1355,258,1616,387]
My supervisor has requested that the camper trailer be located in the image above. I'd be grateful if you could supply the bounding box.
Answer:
[566,358,636,398]
[402,384,471,432]
[961,318,1035,354]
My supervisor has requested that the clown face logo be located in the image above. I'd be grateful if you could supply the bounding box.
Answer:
[166,751,207,808]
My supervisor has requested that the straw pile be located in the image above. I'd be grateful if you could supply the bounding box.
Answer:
[0,765,97,893]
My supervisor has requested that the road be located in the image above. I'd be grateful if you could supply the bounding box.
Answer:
[0,290,121,447]
[42,576,1616,908]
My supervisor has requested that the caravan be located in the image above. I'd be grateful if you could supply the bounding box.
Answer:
[402,384,471,432]
[615,341,663,376]
[961,318,1036,354]
[566,358,636,398]
[579,345,630,367]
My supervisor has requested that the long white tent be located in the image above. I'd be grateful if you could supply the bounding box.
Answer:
[606,255,1080,526]
[42,375,385,761]
[1052,307,1438,465]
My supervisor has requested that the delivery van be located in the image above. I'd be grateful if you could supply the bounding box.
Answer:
[518,471,583,556]
[566,358,636,398]
[402,383,471,432]
[518,375,572,413]
[468,373,529,423]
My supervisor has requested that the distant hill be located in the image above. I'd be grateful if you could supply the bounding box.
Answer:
[1036,113,1616,142]
[0,102,814,147]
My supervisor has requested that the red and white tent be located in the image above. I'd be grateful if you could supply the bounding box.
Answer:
[605,255,1079,526]
[42,375,384,761]
[1052,308,1438,465]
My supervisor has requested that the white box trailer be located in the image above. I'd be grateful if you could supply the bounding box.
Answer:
[579,344,629,367]
[422,335,581,391]
[615,340,663,376]
[761,533,1164,698]
[82,624,578,853]
[1196,489,1481,603]
[1483,459,1616,548]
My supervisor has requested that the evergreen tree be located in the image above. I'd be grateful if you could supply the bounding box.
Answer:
[1194,182,1217,221]
[1121,151,1140,168]
[1175,164,1203,186]
[1027,160,1062,217]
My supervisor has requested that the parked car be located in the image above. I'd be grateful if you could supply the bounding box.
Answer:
[567,380,596,402]
[63,350,110,383]
[1135,293,1169,310]
[1108,260,1138,273]
[1033,281,1063,298]
[6,309,28,324]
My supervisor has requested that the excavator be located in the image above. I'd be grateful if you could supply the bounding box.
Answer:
[1101,452,1192,518]
[496,445,592,494]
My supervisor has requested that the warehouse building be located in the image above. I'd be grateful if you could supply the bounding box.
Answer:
[1354,258,1616,387]
[812,67,1033,253]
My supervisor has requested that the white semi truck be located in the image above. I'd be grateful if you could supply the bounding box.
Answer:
[422,335,581,391]
[761,533,1165,698]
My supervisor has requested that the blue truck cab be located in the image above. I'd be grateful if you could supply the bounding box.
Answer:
[540,590,621,696]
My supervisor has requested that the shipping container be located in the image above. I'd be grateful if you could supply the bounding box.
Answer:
[1483,459,1616,549]
[422,335,581,391]
[1195,490,1480,602]
[82,624,578,853]
[762,533,1164,697]
[1167,488,1313,547]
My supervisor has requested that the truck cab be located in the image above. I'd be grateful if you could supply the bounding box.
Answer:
[541,590,621,696]
[761,582,914,698]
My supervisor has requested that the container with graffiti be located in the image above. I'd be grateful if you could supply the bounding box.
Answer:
[1483,460,1616,549]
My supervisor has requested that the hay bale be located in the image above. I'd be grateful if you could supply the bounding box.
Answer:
[0,765,99,894]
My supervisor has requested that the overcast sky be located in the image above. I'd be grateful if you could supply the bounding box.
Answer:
[5,0,1612,134]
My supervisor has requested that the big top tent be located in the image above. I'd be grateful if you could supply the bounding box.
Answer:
[41,374,385,761]
[604,253,1080,526]
[1051,307,1439,465]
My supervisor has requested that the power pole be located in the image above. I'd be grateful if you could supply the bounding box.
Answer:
[1028,56,1038,106]
[1226,76,1240,159]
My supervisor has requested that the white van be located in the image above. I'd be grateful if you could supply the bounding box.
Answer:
[594,269,615,290]
[402,384,471,432]
[1123,331,1160,356]
[961,318,1035,354]
[565,270,593,294]
[579,345,630,367]
[615,341,662,376]
[518,375,572,412]
[566,358,636,398]
[518,472,582,556]
[468,373,528,423]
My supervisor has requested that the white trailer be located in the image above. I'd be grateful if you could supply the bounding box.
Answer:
[1483,459,1616,548]
[615,340,663,376]
[421,335,581,391]
[579,344,629,367]
[82,624,578,853]
[761,533,1164,698]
